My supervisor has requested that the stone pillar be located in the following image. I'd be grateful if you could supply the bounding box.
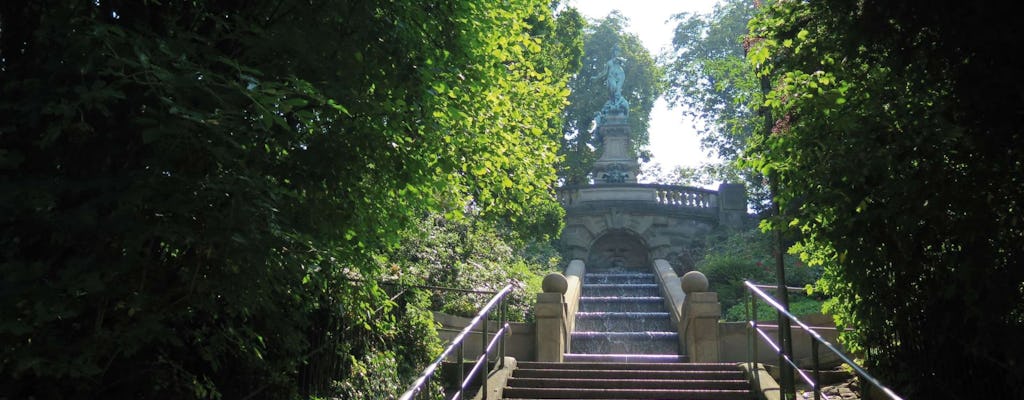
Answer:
[717,183,747,230]
[591,114,638,184]
[680,271,722,362]
[535,273,568,362]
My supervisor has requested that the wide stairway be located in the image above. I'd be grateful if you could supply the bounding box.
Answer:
[500,269,754,399]
[502,361,752,399]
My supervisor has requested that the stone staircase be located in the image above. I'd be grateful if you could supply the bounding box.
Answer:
[501,361,754,399]
[498,269,755,399]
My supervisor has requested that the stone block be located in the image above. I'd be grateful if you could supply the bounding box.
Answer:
[682,291,722,363]
[534,294,566,362]
[717,183,747,211]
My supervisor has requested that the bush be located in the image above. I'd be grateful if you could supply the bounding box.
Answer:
[389,214,561,323]
[696,228,822,320]
[725,295,822,322]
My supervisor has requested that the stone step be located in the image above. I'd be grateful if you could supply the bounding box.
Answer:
[562,353,689,363]
[575,311,674,332]
[512,368,745,381]
[579,296,665,313]
[503,363,753,399]
[584,273,656,285]
[501,387,752,399]
[571,331,680,354]
[516,362,740,371]
[507,377,750,390]
[583,283,661,297]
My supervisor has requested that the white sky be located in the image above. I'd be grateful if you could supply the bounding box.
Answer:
[569,0,722,181]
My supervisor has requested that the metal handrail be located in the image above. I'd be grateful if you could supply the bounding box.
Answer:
[744,281,904,400]
[399,284,512,400]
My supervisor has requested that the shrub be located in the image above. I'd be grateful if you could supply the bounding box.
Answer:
[697,227,823,320]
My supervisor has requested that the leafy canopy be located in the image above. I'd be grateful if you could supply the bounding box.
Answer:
[660,0,768,209]
[0,0,579,398]
[746,1,1024,397]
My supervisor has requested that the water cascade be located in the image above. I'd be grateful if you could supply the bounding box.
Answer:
[569,270,679,355]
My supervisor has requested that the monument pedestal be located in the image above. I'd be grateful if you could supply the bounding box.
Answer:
[592,114,638,184]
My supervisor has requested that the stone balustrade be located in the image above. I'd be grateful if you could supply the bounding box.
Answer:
[556,183,719,210]
[652,185,717,208]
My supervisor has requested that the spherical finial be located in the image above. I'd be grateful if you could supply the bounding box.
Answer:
[542,273,569,294]
[681,271,709,294]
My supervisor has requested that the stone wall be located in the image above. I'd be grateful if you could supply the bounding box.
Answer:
[433,312,535,361]
[718,313,847,368]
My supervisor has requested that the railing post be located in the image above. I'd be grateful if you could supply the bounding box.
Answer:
[748,289,760,389]
[812,338,821,400]
[481,315,488,400]
[457,342,465,399]
[750,290,758,362]
[680,271,721,362]
[535,273,569,362]
[499,299,507,370]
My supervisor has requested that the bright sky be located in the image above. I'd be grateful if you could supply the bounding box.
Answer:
[569,0,722,182]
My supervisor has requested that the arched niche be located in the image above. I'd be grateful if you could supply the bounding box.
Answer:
[586,230,649,271]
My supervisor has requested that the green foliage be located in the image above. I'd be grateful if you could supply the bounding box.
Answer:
[665,0,758,161]
[559,12,665,184]
[389,214,562,323]
[662,0,769,210]
[725,296,822,322]
[336,289,443,399]
[696,228,821,320]
[747,1,1024,397]
[0,0,577,398]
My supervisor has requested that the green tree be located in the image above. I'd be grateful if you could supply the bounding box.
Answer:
[559,12,664,184]
[390,213,561,323]
[747,1,1024,398]
[662,0,769,210]
[0,0,578,398]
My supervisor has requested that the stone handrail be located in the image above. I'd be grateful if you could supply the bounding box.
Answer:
[563,260,585,339]
[651,184,717,208]
[651,259,685,324]
[556,183,718,209]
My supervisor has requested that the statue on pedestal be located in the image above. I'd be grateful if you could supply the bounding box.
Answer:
[590,44,638,184]
[593,45,630,125]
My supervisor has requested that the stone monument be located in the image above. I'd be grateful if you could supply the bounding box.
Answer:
[591,45,638,184]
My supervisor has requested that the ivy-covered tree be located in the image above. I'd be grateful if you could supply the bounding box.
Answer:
[0,0,578,398]
[747,1,1024,398]
[559,12,664,184]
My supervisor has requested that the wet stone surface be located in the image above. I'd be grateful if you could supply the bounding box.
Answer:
[578,296,664,313]
[570,269,679,355]
[575,311,674,331]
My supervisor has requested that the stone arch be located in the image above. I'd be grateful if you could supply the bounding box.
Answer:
[586,229,650,271]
